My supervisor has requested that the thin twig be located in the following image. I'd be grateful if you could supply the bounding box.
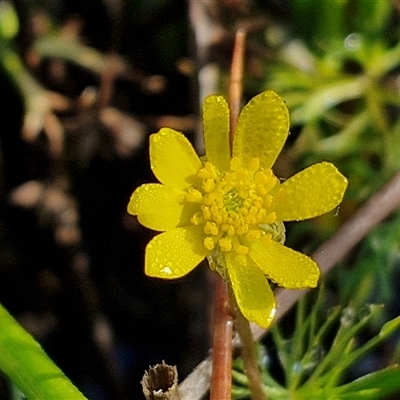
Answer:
[179,169,400,400]
[228,29,246,145]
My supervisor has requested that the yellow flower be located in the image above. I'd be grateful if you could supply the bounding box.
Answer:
[128,90,347,328]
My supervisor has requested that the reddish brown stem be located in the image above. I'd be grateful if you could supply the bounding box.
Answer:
[228,29,246,143]
[210,277,234,400]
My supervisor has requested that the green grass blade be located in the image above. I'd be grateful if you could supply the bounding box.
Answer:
[0,303,87,400]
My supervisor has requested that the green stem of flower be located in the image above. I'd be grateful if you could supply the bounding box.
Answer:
[229,288,267,400]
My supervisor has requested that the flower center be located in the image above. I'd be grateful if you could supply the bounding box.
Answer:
[186,157,282,256]
[223,189,242,212]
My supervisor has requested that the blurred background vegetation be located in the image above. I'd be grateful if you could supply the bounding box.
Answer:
[1,0,400,399]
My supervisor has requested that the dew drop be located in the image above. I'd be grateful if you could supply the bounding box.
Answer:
[344,33,362,51]
[334,206,340,217]
[161,266,173,275]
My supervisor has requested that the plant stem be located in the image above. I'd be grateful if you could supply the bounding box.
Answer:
[228,28,246,142]
[230,289,267,400]
[210,277,234,400]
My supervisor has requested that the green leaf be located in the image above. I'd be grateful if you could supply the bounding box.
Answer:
[306,304,383,384]
[290,77,366,124]
[335,365,400,398]
[0,303,87,400]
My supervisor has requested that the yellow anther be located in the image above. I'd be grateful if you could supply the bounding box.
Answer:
[186,188,203,203]
[204,237,215,250]
[203,178,215,193]
[191,212,204,225]
[241,207,249,216]
[205,162,218,178]
[256,184,267,196]
[261,232,272,244]
[234,243,249,255]
[265,211,276,224]
[197,162,218,180]
[248,158,260,171]
[236,223,249,235]
[249,206,258,216]
[211,204,219,216]
[236,170,248,181]
[256,209,267,223]
[254,199,263,209]
[244,215,256,225]
[204,221,219,235]
[246,229,261,241]
[197,168,209,179]
[215,197,224,209]
[248,189,257,199]
[230,157,241,171]
[255,170,274,185]
[238,189,248,199]
[220,209,229,221]
[219,238,232,252]
[202,206,212,220]
[227,226,235,236]
[233,219,242,229]
[213,214,223,224]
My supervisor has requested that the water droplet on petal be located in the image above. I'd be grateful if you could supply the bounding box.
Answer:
[161,266,173,275]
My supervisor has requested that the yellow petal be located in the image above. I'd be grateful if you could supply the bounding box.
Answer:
[226,253,276,328]
[127,183,198,231]
[249,240,320,288]
[272,162,348,221]
[145,225,208,279]
[150,128,202,189]
[233,91,289,169]
[202,95,231,172]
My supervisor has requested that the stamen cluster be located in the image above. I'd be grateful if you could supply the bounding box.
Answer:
[186,157,278,255]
